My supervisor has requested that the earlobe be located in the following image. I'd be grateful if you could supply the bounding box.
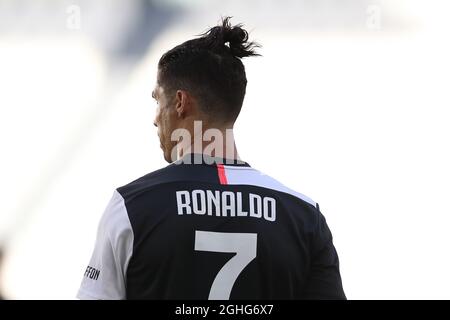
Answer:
[176,100,184,118]
[176,90,187,118]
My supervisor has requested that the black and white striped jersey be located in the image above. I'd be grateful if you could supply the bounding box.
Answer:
[77,153,345,300]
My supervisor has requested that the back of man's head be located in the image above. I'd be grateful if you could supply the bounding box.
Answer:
[157,17,260,125]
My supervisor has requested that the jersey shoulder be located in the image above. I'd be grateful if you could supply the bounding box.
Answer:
[115,161,219,203]
[224,165,319,210]
[115,162,179,201]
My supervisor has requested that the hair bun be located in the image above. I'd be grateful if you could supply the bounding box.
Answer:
[200,17,260,59]
[224,26,246,46]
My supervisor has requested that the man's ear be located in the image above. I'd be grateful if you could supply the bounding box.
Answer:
[175,90,191,118]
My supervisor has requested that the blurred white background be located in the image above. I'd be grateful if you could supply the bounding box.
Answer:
[0,0,449,299]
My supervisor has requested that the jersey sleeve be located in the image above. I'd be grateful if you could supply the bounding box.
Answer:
[77,190,134,300]
[303,208,346,299]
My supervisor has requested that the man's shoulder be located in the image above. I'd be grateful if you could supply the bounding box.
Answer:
[246,168,323,228]
[116,162,180,201]
[225,165,319,210]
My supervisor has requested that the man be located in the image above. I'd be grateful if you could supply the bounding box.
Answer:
[77,17,345,300]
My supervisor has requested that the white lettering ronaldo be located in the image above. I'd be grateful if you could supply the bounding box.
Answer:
[176,190,276,222]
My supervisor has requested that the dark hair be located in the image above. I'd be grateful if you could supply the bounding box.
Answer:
[158,17,260,123]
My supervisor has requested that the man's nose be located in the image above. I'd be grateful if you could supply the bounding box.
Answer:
[153,120,157,127]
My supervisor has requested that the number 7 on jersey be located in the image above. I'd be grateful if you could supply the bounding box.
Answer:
[194,230,257,300]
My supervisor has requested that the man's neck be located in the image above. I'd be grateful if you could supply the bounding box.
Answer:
[176,125,240,161]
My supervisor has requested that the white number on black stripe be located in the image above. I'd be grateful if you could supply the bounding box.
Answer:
[194,230,257,300]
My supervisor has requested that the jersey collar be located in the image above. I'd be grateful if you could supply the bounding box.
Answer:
[176,153,251,167]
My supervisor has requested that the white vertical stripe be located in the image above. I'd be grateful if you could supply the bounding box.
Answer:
[77,190,134,300]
